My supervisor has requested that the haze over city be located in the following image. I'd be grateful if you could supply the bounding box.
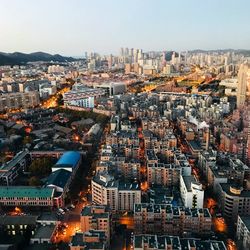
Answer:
[1,0,250,55]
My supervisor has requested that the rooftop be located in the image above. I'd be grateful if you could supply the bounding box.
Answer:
[55,151,81,168]
[188,140,202,151]
[31,225,56,240]
[220,183,250,197]
[0,215,37,225]
[240,216,250,230]
[0,149,29,172]
[134,235,226,250]
[44,168,71,189]
[182,175,201,192]
[0,186,54,198]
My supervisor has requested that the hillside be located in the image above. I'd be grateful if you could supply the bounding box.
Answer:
[0,52,77,66]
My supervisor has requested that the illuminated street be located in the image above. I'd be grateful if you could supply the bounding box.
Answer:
[53,201,87,243]
[42,86,70,108]
[119,215,134,230]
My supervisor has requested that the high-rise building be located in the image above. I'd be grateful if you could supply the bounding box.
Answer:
[218,183,250,222]
[171,52,176,65]
[108,54,113,69]
[91,172,141,211]
[180,175,204,208]
[237,63,250,108]
[120,47,124,57]
[125,47,129,56]
[237,215,250,250]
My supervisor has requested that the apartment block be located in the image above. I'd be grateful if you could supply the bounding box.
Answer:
[134,203,212,237]
[237,216,250,250]
[91,173,141,211]
[133,234,227,250]
[218,183,250,222]
[0,91,40,111]
[80,205,111,244]
[180,175,204,208]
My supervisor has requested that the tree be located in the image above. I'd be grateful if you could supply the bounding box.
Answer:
[57,94,64,106]
[238,116,244,132]
[215,131,221,145]
[23,136,32,145]
[28,176,41,186]
[29,158,53,177]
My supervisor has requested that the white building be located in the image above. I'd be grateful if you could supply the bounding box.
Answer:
[91,172,141,211]
[237,63,250,108]
[63,83,105,108]
[48,65,64,73]
[94,82,126,96]
[180,175,204,208]
[39,84,57,98]
[237,216,250,250]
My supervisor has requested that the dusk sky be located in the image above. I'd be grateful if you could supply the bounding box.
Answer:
[1,0,250,56]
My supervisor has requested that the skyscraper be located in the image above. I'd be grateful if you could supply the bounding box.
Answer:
[120,47,124,57]
[237,63,250,108]
[171,52,176,65]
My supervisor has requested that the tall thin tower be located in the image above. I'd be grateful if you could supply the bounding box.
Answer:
[237,63,249,108]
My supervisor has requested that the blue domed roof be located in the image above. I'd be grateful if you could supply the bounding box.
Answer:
[55,151,81,168]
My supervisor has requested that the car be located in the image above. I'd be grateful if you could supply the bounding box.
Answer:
[58,208,65,214]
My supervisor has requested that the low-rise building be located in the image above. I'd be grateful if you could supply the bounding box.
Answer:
[63,84,106,108]
[0,215,37,237]
[80,205,111,244]
[30,225,56,244]
[0,149,31,186]
[70,230,107,250]
[52,151,81,176]
[0,186,57,208]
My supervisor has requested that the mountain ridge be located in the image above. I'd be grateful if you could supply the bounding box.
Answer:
[0,51,77,66]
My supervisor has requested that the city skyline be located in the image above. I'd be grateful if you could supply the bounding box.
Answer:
[1,0,250,56]
[1,1,250,249]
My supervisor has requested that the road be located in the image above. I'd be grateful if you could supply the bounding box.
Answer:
[53,201,88,243]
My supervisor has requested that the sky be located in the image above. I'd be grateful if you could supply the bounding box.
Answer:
[0,0,250,56]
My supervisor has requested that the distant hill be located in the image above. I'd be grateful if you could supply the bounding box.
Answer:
[0,52,77,66]
[189,49,250,56]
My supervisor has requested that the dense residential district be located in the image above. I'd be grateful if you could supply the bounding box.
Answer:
[0,49,250,250]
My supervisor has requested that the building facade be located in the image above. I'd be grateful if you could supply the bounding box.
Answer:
[80,205,111,245]
[218,183,250,222]
[180,175,204,208]
[237,216,250,250]
[133,234,227,250]
[91,173,141,211]
[134,203,212,237]
[0,91,40,111]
